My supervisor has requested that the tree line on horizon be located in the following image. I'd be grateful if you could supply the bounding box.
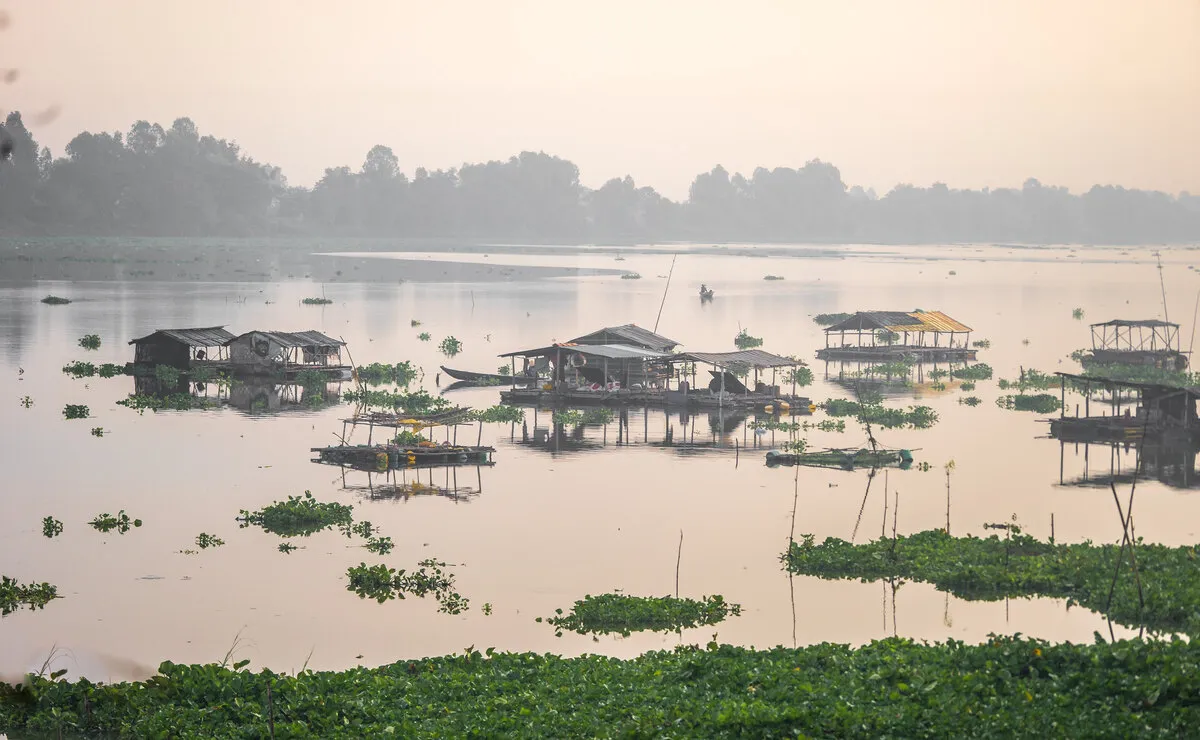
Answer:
[1,112,1198,244]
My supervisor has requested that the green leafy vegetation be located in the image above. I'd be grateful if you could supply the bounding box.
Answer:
[7,637,1200,735]
[784,528,1200,635]
[959,396,982,407]
[470,404,525,424]
[394,429,426,446]
[417,332,431,342]
[997,368,1058,391]
[782,365,813,387]
[815,419,846,433]
[860,360,913,378]
[813,312,852,325]
[821,399,939,429]
[342,387,452,414]
[78,333,101,350]
[875,329,900,345]
[277,543,297,554]
[117,393,211,413]
[438,336,463,357]
[98,363,125,378]
[620,272,642,279]
[0,576,58,616]
[294,369,328,390]
[411,319,422,327]
[302,297,333,305]
[1078,363,1198,389]
[195,533,225,549]
[733,328,763,350]
[238,491,353,538]
[89,511,142,534]
[950,363,993,380]
[153,364,182,385]
[542,594,741,637]
[959,381,976,391]
[42,517,63,538]
[927,369,948,380]
[20,395,32,409]
[1073,307,1085,320]
[40,295,71,305]
[62,361,96,378]
[365,536,395,555]
[930,381,947,391]
[553,408,615,426]
[996,394,1061,413]
[63,404,89,420]
[763,274,784,280]
[90,427,105,437]
[346,559,469,614]
[972,339,991,349]
[355,361,419,386]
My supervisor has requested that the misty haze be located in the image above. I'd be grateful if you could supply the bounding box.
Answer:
[2,2,1200,738]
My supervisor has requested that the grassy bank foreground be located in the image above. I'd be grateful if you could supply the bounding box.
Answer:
[3,637,1200,737]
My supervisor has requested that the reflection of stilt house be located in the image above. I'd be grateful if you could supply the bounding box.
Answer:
[1048,372,1200,444]
[1081,319,1188,371]
[226,330,350,378]
[129,327,236,370]
[1055,437,1199,490]
[816,311,975,362]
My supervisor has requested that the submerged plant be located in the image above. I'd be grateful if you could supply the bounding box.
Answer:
[42,516,63,538]
[733,328,764,350]
[195,533,225,549]
[63,404,90,420]
[89,511,141,534]
[78,334,101,350]
[238,491,353,538]
[541,594,741,637]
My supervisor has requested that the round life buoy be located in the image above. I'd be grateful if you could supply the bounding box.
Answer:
[568,353,588,368]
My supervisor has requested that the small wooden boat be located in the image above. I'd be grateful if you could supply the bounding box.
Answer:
[440,366,537,385]
[766,447,913,470]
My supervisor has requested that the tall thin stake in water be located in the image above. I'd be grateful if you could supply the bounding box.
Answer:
[653,254,678,334]
[1156,252,1170,324]
[1188,288,1199,357]
[675,529,684,598]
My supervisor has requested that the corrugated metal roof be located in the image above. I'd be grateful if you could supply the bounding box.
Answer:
[823,311,971,334]
[1091,319,1178,329]
[499,343,669,360]
[230,330,344,348]
[570,324,680,351]
[128,327,236,347]
[672,350,802,369]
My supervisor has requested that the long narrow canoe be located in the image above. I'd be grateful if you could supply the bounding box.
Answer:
[440,366,537,384]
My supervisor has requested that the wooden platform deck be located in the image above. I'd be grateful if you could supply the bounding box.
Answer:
[500,387,812,413]
[815,346,977,362]
[311,443,495,471]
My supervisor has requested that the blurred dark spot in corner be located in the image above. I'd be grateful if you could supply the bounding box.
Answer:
[3,69,18,84]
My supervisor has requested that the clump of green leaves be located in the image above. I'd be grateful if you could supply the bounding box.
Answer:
[620,272,642,280]
[278,543,297,554]
[996,394,1061,413]
[821,399,938,429]
[89,511,141,534]
[950,363,993,380]
[356,361,419,386]
[763,274,784,281]
[875,329,900,345]
[78,334,101,350]
[365,536,394,555]
[1072,307,1085,320]
[153,364,182,385]
[438,336,463,357]
[63,404,90,420]
[784,528,1200,635]
[733,328,763,350]
[927,369,948,380]
[411,319,422,327]
[1078,363,1198,389]
[295,369,328,390]
[959,396,982,407]
[239,491,353,538]
[0,576,58,615]
[42,517,63,538]
[302,297,333,305]
[195,533,225,549]
[542,594,741,637]
[40,295,71,305]
[553,408,615,426]
[813,312,851,326]
[394,429,426,446]
[470,404,524,424]
[346,559,469,614]
[98,363,125,378]
[417,332,431,342]
[959,381,976,391]
[117,393,208,413]
[91,427,105,437]
[972,339,991,349]
[997,368,1059,391]
[783,365,814,387]
[63,361,97,378]
[343,387,452,414]
[20,395,33,408]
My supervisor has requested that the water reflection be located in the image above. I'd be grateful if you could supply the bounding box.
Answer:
[1056,439,1200,490]
[332,466,485,504]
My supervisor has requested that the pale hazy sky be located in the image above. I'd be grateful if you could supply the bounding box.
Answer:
[3,0,1198,198]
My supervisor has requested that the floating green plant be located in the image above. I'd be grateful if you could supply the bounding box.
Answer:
[0,576,58,616]
[90,427,104,437]
[417,332,431,342]
[733,328,763,350]
[343,388,452,414]
[238,491,353,538]
[278,543,297,554]
[89,511,141,534]
[959,396,982,406]
[997,368,1058,391]
[302,297,333,305]
[972,339,991,349]
[410,319,422,327]
[40,295,71,305]
[355,361,419,386]
[62,361,96,378]
[763,274,785,281]
[1073,307,1085,320]
[63,404,90,420]
[78,334,101,350]
[471,405,524,424]
[553,408,614,426]
[821,399,938,429]
[540,594,741,637]
[20,396,32,409]
[784,528,1200,635]
[117,393,210,413]
[996,394,1061,413]
[153,365,182,385]
[438,336,463,357]
[959,381,976,391]
[42,517,63,538]
[346,559,469,614]
[620,273,642,280]
[783,365,814,387]
[195,533,225,549]
[950,363,993,380]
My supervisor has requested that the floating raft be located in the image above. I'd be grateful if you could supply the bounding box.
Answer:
[766,448,913,470]
[311,443,495,471]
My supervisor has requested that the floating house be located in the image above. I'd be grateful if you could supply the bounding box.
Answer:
[816,311,975,362]
[499,343,672,405]
[128,326,236,369]
[1080,319,1188,371]
[1047,372,1200,444]
[225,330,350,378]
[664,350,812,411]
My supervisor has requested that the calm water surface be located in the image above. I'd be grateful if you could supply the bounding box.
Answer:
[2,243,1198,679]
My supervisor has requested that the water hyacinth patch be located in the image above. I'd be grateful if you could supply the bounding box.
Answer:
[40,295,71,305]
[78,333,101,350]
[238,491,353,538]
[950,363,993,380]
[995,394,1061,413]
[346,559,469,614]
[89,511,141,534]
[541,594,741,637]
[0,576,58,616]
[195,533,225,549]
[733,328,763,350]
[63,404,90,420]
[42,517,63,538]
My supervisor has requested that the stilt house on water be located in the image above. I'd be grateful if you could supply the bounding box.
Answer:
[499,342,673,406]
[225,330,350,378]
[1080,319,1188,371]
[568,324,680,353]
[129,327,237,369]
[1048,372,1200,445]
[816,311,975,362]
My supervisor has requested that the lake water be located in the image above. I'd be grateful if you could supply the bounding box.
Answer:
[2,242,1198,680]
